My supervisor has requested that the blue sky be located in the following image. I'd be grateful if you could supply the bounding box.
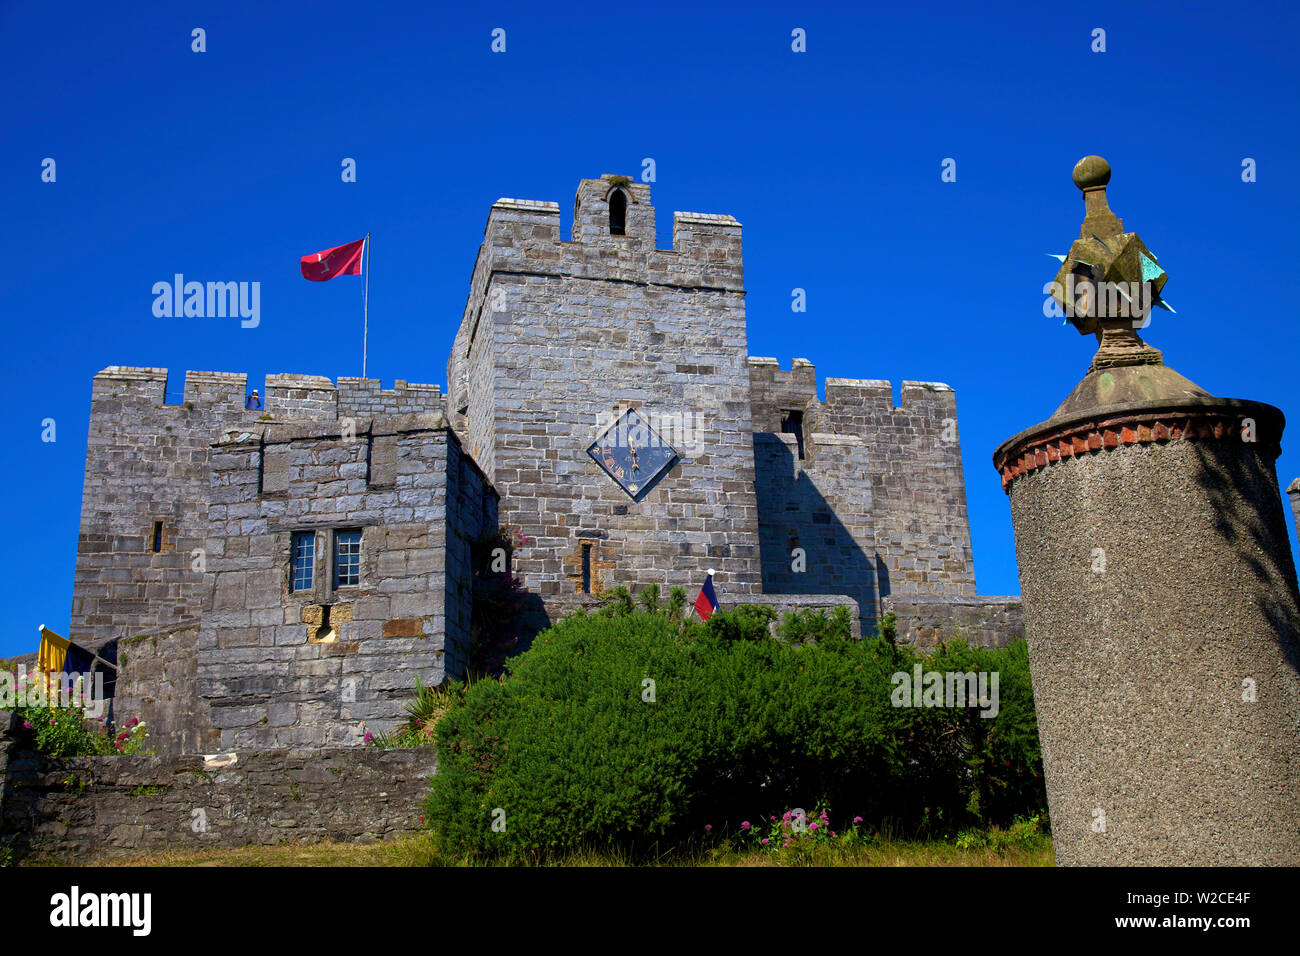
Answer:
[2,0,1297,656]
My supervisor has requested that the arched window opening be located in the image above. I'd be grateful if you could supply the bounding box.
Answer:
[609,189,627,236]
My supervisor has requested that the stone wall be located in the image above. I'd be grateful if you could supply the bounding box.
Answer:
[447,176,764,619]
[813,377,977,599]
[0,712,433,863]
[71,368,251,649]
[881,594,1024,649]
[752,430,878,632]
[747,356,818,434]
[338,378,443,420]
[196,414,496,752]
[112,622,206,756]
[71,368,443,650]
[748,359,979,602]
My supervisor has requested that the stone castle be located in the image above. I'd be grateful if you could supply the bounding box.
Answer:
[69,175,1021,755]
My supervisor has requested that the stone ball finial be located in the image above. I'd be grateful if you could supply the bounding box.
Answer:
[1073,155,1111,191]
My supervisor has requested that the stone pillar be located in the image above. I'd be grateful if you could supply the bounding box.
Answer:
[993,157,1300,866]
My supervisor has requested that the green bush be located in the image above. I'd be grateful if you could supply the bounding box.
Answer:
[701,603,776,642]
[773,605,853,643]
[366,678,466,749]
[425,603,1045,862]
[923,637,1043,825]
[6,665,152,757]
[19,703,113,757]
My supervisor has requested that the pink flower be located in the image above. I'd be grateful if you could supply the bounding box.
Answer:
[704,824,712,832]
[761,838,770,845]
[363,732,373,743]
[782,811,791,820]
[740,821,751,830]
[809,822,819,831]
[21,720,33,730]
[853,816,863,824]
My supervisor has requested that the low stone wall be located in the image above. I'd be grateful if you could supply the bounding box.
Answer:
[537,592,863,639]
[0,712,434,863]
[883,594,1024,649]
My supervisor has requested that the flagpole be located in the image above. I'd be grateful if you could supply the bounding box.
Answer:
[362,232,371,379]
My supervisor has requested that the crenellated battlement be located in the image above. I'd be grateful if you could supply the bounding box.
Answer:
[450,175,750,483]
[464,174,745,337]
[91,367,442,422]
[480,178,742,259]
[748,357,960,436]
[74,367,446,650]
[748,358,975,603]
[823,377,956,412]
[747,356,818,433]
[337,377,443,419]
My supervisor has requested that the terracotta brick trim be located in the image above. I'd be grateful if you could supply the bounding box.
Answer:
[994,407,1283,492]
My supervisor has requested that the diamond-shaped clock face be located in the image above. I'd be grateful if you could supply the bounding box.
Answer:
[587,409,678,500]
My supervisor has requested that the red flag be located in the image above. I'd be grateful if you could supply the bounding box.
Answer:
[693,570,719,621]
[301,237,366,281]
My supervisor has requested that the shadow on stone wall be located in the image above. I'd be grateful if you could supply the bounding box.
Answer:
[1191,440,1300,674]
[501,592,552,661]
[753,434,879,633]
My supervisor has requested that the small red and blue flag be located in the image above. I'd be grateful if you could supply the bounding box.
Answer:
[694,569,719,621]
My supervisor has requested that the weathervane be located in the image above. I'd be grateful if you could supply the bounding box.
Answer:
[1047,156,1175,372]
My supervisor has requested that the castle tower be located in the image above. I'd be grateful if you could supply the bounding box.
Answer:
[71,368,253,648]
[993,157,1300,865]
[447,176,763,620]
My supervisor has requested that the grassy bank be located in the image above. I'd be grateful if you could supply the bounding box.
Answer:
[67,831,1053,867]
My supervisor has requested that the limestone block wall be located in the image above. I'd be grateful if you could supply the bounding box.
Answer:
[572,177,655,246]
[197,414,495,751]
[338,377,444,420]
[748,358,1021,644]
[71,368,254,648]
[881,594,1024,649]
[0,712,433,863]
[263,374,338,421]
[112,622,207,756]
[753,431,878,631]
[71,367,443,651]
[811,377,976,599]
[747,356,818,434]
[446,177,762,619]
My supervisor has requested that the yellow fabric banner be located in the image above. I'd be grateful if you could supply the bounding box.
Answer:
[37,626,70,673]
